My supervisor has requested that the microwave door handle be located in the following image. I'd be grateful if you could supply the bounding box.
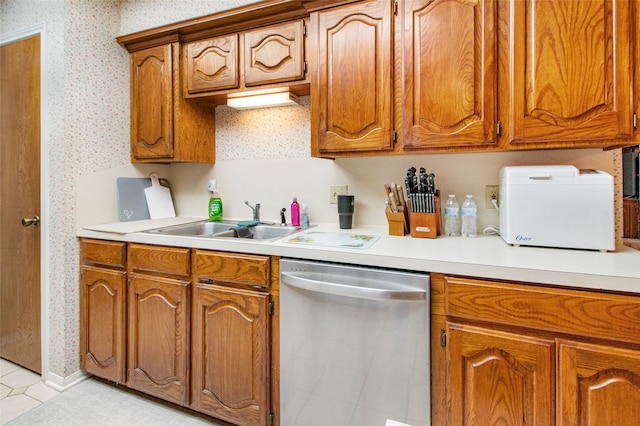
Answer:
[281,273,426,302]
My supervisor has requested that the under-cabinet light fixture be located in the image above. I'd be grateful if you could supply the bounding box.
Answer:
[226,90,300,110]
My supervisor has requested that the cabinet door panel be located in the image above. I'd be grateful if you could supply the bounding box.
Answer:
[192,284,269,426]
[312,0,394,153]
[401,0,496,149]
[448,323,555,425]
[186,35,239,93]
[127,273,190,405]
[507,0,633,145]
[130,45,174,159]
[80,266,126,384]
[558,339,640,426]
[244,20,305,86]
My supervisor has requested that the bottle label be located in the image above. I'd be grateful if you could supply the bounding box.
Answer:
[210,202,222,215]
[461,207,477,217]
[444,207,459,215]
[209,199,223,220]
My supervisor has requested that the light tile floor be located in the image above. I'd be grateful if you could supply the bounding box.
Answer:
[0,358,60,425]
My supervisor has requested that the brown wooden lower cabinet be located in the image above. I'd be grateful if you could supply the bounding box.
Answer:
[80,240,127,384]
[432,273,640,426]
[447,323,554,425]
[191,283,270,426]
[557,339,640,426]
[126,243,191,405]
[127,273,190,405]
[79,239,278,426]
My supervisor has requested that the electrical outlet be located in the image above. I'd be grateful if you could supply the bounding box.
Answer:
[329,185,348,204]
[485,185,499,209]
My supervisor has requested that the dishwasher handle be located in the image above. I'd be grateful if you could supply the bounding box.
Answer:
[281,272,426,302]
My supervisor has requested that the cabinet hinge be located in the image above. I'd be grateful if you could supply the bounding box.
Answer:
[269,413,274,426]
[393,129,398,144]
[634,113,637,130]
[303,23,307,37]
[127,278,130,289]
[127,369,130,380]
[393,1,398,15]
[304,61,308,74]
[496,121,502,137]
[440,328,447,347]
[269,301,275,316]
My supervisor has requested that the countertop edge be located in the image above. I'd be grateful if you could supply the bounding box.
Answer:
[76,221,640,294]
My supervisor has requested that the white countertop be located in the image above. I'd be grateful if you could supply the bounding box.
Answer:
[77,218,640,294]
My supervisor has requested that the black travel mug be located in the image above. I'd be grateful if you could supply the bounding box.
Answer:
[337,195,355,229]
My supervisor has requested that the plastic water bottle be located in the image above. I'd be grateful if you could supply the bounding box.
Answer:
[461,194,477,237]
[444,194,460,236]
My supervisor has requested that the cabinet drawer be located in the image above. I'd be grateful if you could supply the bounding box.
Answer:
[128,243,190,277]
[193,250,270,288]
[80,239,126,269]
[445,276,640,344]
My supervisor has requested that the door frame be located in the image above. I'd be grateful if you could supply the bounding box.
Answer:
[1,23,50,382]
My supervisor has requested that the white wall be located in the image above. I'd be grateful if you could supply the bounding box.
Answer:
[2,0,623,382]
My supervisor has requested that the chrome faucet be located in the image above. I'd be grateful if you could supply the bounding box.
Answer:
[244,201,260,221]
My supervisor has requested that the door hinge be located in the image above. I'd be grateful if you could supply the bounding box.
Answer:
[634,112,637,130]
[269,413,274,426]
[393,1,398,15]
[496,121,502,137]
[440,328,447,347]
[269,301,275,316]
[393,129,398,144]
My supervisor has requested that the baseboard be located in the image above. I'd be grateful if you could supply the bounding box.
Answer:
[44,369,88,392]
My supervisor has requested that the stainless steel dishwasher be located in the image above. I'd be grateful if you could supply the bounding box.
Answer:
[280,259,430,426]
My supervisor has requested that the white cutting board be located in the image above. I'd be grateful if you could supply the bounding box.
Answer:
[144,173,176,219]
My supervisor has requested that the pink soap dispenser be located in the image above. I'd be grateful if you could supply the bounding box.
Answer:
[290,196,300,226]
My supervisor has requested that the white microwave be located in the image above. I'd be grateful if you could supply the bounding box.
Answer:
[499,165,615,252]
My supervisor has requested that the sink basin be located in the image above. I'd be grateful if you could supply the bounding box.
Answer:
[146,221,239,236]
[145,220,301,241]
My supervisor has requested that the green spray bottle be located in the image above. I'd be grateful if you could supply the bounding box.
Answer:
[207,180,223,222]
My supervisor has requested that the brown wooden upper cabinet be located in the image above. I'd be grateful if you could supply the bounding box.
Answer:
[400,0,497,150]
[185,35,239,94]
[310,0,638,157]
[184,20,307,98]
[130,43,216,163]
[310,0,497,156]
[499,0,636,148]
[310,0,395,155]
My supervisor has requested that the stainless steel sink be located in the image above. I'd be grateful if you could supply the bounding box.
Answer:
[145,220,301,241]
[146,221,239,236]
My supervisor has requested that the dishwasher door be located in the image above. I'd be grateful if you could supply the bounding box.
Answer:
[280,259,430,426]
